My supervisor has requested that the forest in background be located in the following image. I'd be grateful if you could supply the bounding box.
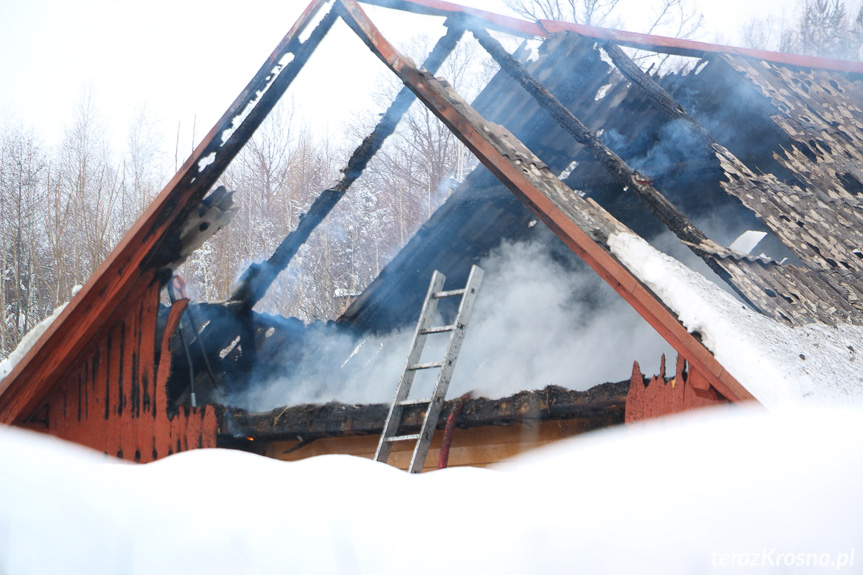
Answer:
[0,0,860,360]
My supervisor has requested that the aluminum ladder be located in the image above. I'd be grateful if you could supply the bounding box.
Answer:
[374,265,484,473]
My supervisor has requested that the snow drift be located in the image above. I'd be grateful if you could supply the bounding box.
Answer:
[609,231,863,408]
[1,406,861,574]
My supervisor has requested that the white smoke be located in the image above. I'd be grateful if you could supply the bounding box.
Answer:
[231,235,674,411]
[451,238,672,398]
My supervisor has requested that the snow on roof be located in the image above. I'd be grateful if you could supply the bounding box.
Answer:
[0,304,67,383]
[1,405,861,573]
[609,231,863,408]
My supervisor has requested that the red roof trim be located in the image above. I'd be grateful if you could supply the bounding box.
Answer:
[357,0,863,74]
[356,0,548,37]
[542,20,863,74]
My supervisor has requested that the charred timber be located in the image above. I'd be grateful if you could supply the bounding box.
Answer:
[229,25,464,308]
[216,382,627,441]
[469,27,802,318]
[469,26,711,249]
[599,41,863,325]
[150,9,338,277]
[601,42,714,148]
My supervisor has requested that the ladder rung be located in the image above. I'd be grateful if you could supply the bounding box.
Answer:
[408,361,444,371]
[420,325,455,334]
[433,288,466,299]
[387,434,421,442]
[398,398,431,407]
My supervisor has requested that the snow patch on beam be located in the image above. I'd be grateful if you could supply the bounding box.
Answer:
[609,231,863,408]
[0,304,68,383]
[729,230,767,256]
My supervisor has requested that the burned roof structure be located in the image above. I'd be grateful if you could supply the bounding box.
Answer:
[2,0,862,463]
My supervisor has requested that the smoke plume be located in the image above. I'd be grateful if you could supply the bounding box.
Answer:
[229,233,673,411]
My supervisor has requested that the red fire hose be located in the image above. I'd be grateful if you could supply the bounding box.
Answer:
[438,393,470,469]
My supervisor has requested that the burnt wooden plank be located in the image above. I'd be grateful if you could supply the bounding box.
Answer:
[217,382,628,441]
[230,25,464,308]
[708,56,863,275]
[595,41,863,326]
[470,26,711,248]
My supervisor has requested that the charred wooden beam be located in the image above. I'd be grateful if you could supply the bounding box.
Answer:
[149,8,339,277]
[601,43,714,148]
[467,27,772,305]
[470,25,713,248]
[229,25,465,308]
[335,0,754,403]
[600,42,863,325]
[217,382,628,441]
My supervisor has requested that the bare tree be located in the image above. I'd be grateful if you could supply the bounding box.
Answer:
[503,0,702,37]
[642,0,702,39]
[45,91,124,307]
[780,0,863,59]
[0,122,51,352]
[122,105,166,231]
[741,18,775,51]
[504,0,621,27]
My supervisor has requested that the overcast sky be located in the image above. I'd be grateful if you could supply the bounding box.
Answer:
[0,0,794,156]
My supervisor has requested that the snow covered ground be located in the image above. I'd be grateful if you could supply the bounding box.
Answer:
[1,406,861,574]
[609,232,863,408]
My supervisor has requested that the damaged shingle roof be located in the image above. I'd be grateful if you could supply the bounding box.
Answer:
[343,8,863,330]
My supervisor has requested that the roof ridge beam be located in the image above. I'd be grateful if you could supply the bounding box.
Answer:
[356,0,547,38]
[360,0,863,73]
[542,19,863,75]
